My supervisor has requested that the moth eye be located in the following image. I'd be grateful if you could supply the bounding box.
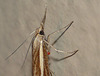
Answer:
[39,30,44,35]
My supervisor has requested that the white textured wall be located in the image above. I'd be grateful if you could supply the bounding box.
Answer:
[0,0,100,76]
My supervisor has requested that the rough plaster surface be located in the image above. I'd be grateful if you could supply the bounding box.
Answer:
[0,0,100,76]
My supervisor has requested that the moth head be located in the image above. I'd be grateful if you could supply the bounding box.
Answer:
[40,7,47,30]
[35,7,47,36]
[38,7,47,35]
[38,25,44,35]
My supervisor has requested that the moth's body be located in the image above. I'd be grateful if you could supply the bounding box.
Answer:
[6,7,78,76]
[32,13,51,76]
[31,7,78,76]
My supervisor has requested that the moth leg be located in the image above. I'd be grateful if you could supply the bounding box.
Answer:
[49,68,56,76]
[44,39,78,57]
[47,21,73,42]
[47,21,74,52]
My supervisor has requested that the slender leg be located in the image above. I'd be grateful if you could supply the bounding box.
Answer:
[47,21,74,51]
[51,50,78,61]
[44,39,78,57]
[49,69,56,76]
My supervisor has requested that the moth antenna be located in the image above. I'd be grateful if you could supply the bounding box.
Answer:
[20,37,34,69]
[5,30,35,60]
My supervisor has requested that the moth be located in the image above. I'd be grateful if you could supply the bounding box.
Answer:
[6,7,78,76]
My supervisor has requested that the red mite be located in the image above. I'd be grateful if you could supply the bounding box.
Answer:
[47,52,50,55]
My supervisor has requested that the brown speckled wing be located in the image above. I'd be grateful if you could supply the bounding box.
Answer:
[32,41,51,76]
